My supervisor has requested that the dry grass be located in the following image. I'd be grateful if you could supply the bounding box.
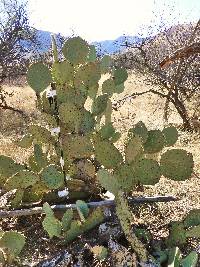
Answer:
[0,72,199,265]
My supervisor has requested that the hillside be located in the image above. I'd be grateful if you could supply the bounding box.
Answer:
[32,30,143,55]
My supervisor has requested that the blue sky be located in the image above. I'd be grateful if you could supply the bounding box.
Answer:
[28,0,200,41]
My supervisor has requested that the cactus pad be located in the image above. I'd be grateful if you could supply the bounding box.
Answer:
[87,45,96,62]
[29,125,54,144]
[62,209,73,232]
[114,164,137,191]
[80,110,95,134]
[62,36,89,65]
[92,94,109,116]
[76,62,101,87]
[102,78,116,96]
[91,246,108,260]
[132,158,161,185]
[76,200,89,221]
[58,102,82,126]
[100,55,112,74]
[27,62,52,93]
[181,251,198,267]
[94,140,123,169]
[113,67,128,85]
[5,170,39,190]
[162,126,178,146]
[125,135,143,164]
[0,156,24,185]
[42,215,62,238]
[63,135,93,159]
[52,61,74,84]
[160,149,194,181]
[166,222,187,246]
[43,202,54,217]
[186,225,200,238]
[129,121,148,143]
[10,189,24,208]
[97,169,119,194]
[144,130,165,154]
[41,165,64,189]
[0,231,25,257]
[17,134,33,148]
[98,123,115,140]
[183,209,200,228]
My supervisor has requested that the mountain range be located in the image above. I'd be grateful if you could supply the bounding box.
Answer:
[34,30,144,55]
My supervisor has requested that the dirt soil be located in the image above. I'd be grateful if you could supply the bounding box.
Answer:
[0,71,199,266]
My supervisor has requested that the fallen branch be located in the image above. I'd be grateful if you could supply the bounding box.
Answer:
[0,195,178,218]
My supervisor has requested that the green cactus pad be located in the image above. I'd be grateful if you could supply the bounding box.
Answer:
[102,78,116,96]
[92,94,109,116]
[129,121,148,143]
[162,126,178,146]
[181,251,198,267]
[87,45,96,62]
[27,62,52,93]
[115,83,125,94]
[82,207,104,232]
[125,135,143,164]
[113,67,128,85]
[132,158,161,185]
[10,189,24,208]
[167,247,182,267]
[76,200,89,221]
[94,140,123,169]
[184,209,200,228]
[5,170,39,190]
[41,165,64,189]
[144,130,165,154]
[114,164,137,191]
[80,110,95,134]
[97,169,119,194]
[34,144,48,171]
[186,225,200,238]
[100,55,112,74]
[29,125,54,144]
[64,220,83,243]
[59,102,82,126]
[88,83,99,99]
[62,209,73,232]
[42,215,62,238]
[28,155,41,173]
[76,62,101,87]
[43,202,54,217]
[62,37,89,65]
[160,149,194,181]
[166,222,187,247]
[98,123,115,140]
[52,61,74,84]
[0,156,24,185]
[0,231,25,257]
[17,134,33,148]
[63,135,93,159]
